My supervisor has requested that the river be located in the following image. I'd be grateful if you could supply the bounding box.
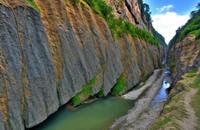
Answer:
[150,69,171,107]
[31,97,134,130]
[31,69,171,130]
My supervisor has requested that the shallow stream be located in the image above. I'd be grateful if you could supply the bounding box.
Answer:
[32,69,171,130]
[32,97,134,130]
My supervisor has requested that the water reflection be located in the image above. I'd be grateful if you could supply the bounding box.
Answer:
[163,80,171,89]
[150,71,171,107]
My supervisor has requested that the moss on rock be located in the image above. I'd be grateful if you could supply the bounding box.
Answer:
[111,74,126,96]
[71,76,97,106]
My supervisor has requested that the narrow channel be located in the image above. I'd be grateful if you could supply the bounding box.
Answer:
[31,97,134,130]
[31,69,171,130]
[150,68,171,107]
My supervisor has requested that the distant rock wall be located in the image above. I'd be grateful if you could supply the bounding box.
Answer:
[169,35,200,84]
[0,0,164,130]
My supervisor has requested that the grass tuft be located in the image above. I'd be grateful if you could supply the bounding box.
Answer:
[192,75,200,129]
[71,76,96,106]
[71,95,81,106]
[111,74,126,96]
[149,116,173,130]
[26,0,39,11]
[97,87,104,97]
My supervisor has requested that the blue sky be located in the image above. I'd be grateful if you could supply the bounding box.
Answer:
[143,0,199,43]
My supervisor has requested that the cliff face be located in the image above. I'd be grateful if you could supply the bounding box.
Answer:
[107,0,146,29]
[150,9,200,130]
[168,10,200,83]
[169,36,200,83]
[0,0,164,130]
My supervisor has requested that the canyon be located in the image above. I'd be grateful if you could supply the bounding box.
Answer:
[0,0,199,130]
[0,0,165,129]
[150,9,200,130]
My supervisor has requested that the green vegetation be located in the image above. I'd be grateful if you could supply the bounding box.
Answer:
[138,0,152,26]
[71,95,81,106]
[111,74,126,96]
[168,57,176,70]
[149,87,186,130]
[138,0,166,46]
[97,87,104,97]
[71,76,96,106]
[169,3,200,49]
[192,74,200,129]
[149,116,175,130]
[150,69,200,130]
[84,0,159,46]
[178,12,200,40]
[152,28,166,45]
[185,69,198,77]
[71,0,81,5]
[26,0,39,11]
[193,74,200,87]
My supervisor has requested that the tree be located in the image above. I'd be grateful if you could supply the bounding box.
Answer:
[143,3,150,14]
[190,2,200,17]
[197,2,200,9]
[143,3,152,23]
[190,10,197,17]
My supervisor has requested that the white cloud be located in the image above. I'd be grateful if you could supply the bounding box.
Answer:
[156,5,174,13]
[152,12,190,44]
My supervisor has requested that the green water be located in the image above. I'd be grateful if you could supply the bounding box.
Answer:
[32,97,134,130]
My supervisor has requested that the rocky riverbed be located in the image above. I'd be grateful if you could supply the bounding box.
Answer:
[110,69,171,130]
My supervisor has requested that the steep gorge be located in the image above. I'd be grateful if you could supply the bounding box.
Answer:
[0,0,166,130]
[150,9,200,130]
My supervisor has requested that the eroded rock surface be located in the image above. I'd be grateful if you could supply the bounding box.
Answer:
[0,0,165,130]
[169,36,200,83]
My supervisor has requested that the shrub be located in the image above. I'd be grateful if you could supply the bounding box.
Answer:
[191,29,200,40]
[26,0,39,11]
[185,69,198,77]
[71,76,96,106]
[97,87,104,97]
[84,0,159,46]
[111,74,126,96]
[71,95,81,106]
[169,11,200,47]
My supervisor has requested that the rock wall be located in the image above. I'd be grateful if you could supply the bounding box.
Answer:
[0,0,164,130]
[169,36,200,84]
[107,0,147,29]
[168,9,200,84]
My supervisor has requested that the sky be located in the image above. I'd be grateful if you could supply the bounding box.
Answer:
[143,0,199,44]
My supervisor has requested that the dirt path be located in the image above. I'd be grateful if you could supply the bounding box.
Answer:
[178,88,198,130]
